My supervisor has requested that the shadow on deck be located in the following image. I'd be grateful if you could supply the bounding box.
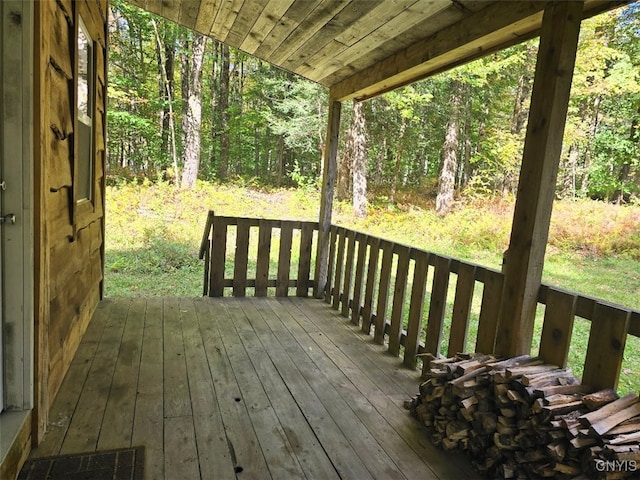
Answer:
[29,297,477,479]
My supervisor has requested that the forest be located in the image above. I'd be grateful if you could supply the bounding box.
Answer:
[107,1,640,213]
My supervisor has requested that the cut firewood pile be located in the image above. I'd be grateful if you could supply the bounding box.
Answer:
[407,353,640,479]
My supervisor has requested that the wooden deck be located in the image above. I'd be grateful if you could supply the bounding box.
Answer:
[30,297,476,480]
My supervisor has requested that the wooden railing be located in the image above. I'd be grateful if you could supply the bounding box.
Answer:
[201,213,640,390]
[199,212,318,297]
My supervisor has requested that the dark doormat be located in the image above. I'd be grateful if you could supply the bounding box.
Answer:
[17,446,144,480]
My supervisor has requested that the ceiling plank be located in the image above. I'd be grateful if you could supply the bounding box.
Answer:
[279,0,383,72]
[335,0,418,47]
[179,0,201,29]
[161,0,182,23]
[194,0,221,33]
[225,0,270,47]
[210,0,242,42]
[298,0,451,81]
[329,1,547,101]
[260,0,351,63]
[239,0,297,54]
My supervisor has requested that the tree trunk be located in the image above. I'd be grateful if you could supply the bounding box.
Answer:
[436,80,463,216]
[337,107,353,201]
[218,43,231,180]
[348,101,367,217]
[389,117,406,204]
[181,32,207,189]
[581,95,601,195]
[156,22,175,162]
[151,19,179,183]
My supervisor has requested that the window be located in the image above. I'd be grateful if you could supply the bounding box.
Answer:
[76,17,93,203]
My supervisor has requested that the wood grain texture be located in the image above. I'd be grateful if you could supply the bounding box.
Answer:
[424,255,451,357]
[582,303,630,390]
[539,289,577,368]
[448,262,476,356]
[389,245,411,356]
[495,2,583,357]
[30,297,478,480]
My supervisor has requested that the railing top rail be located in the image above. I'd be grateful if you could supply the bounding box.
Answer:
[213,215,320,229]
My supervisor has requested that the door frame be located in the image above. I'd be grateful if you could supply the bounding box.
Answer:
[0,0,34,415]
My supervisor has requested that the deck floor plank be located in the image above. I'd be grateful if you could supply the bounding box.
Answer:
[216,300,308,479]
[35,297,114,457]
[253,298,407,480]
[224,300,342,480]
[131,297,165,480]
[98,298,146,450]
[184,299,237,480]
[195,299,272,479]
[30,297,475,480]
[59,298,130,454]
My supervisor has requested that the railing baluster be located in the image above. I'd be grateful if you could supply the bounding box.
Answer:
[539,289,577,367]
[374,241,393,344]
[476,269,504,354]
[210,216,227,297]
[255,220,272,297]
[350,234,367,326]
[361,237,380,334]
[324,226,337,303]
[582,302,630,390]
[277,222,293,297]
[389,245,411,356]
[332,228,346,310]
[448,262,476,356]
[424,255,452,358]
[404,250,429,369]
[296,223,314,297]
[341,230,357,317]
[233,218,250,297]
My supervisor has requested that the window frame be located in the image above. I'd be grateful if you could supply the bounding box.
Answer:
[73,13,96,224]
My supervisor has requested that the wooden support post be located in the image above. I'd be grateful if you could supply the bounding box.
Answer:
[495,2,583,357]
[314,97,342,298]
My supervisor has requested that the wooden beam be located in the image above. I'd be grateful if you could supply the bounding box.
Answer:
[495,2,583,357]
[314,97,341,298]
[329,1,546,101]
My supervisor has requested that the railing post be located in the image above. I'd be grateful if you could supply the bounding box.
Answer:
[315,97,342,298]
[496,2,583,356]
[210,216,227,297]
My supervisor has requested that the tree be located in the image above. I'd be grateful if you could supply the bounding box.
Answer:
[436,79,463,216]
[181,32,207,188]
[343,101,368,217]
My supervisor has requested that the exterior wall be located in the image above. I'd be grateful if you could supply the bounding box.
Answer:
[34,0,107,444]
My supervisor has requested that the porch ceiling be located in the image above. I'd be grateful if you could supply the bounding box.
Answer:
[125,0,625,101]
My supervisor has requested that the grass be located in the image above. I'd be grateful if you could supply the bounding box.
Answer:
[104,180,640,393]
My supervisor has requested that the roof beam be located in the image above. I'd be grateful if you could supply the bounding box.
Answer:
[329,0,624,101]
[330,1,547,101]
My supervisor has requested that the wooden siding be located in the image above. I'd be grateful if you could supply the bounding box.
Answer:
[35,0,107,444]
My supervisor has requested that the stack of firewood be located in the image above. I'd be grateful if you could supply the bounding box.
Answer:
[408,353,640,479]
